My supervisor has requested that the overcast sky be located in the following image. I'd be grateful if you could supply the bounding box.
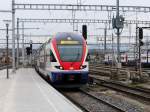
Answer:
[0,0,150,49]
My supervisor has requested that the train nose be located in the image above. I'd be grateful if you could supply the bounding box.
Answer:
[69,67,74,70]
[61,62,81,70]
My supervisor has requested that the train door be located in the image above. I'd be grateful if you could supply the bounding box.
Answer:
[39,47,45,70]
[37,51,40,67]
[44,45,46,70]
[46,49,51,68]
[45,44,51,69]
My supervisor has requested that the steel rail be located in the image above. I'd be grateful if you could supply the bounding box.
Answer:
[92,77,150,102]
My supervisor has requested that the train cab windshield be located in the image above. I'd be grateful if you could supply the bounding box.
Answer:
[58,45,83,62]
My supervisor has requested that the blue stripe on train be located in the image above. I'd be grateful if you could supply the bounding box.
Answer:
[48,71,88,84]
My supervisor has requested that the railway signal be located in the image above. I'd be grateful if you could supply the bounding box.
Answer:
[26,41,32,55]
[30,41,32,54]
[82,25,87,40]
[138,27,144,79]
[139,28,144,46]
[26,47,31,55]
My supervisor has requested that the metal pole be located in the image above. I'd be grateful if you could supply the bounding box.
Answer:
[16,18,19,69]
[116,0,121,64]
[139,38,142,78]
[12,0,16,71]
[147,43,149,64]
[22,23,24,65]
[6,23,9,79]
[30,40,32,65]
[129,24,131,48]
[117,29,120,62]
[104,28,107,55]
[135,10,138,72]
[72,11,76,31]
[112,33,114,67]
[138,27,143,78]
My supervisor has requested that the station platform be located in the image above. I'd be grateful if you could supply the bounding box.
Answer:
[0,68,82,112]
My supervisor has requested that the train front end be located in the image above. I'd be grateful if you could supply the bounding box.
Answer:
[50,33,89,87]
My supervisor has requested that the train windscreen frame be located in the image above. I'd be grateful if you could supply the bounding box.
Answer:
[57,45,83,62]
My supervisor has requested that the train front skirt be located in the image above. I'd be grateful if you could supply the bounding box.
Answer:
[48,71,88,87]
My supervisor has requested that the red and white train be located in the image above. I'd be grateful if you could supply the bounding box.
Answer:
[34,32,89,88]
[104,52,150,67]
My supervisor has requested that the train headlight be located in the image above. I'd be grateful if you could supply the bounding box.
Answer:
[60,66,63,70]
[55,66,63,70]
[80,65,87,69]
[70,67,74,70]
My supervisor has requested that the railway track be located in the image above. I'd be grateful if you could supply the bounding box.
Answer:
[37,69,120,112]
[60,90,90,112]
[89,64,150,82]
[90,64,137,71]
[90,63,150,73]
[89,64,133,74]
[91,77,150,102]
[37,67,143,112]
[61,89,126,112]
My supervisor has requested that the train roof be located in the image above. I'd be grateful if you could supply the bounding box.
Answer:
[34,32,84,54]
[55,32,83,42]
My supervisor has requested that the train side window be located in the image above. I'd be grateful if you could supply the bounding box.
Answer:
[50,50,57,62]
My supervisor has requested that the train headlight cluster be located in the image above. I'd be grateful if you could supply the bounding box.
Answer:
[55,66,63,70]
[80,65,87,69]
[60,66,63,70]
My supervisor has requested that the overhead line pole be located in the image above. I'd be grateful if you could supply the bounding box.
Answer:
[104,27,107,55]
[135,9,138,72]
[22,22,25,67]
[12,0,16,72]
[16,18,19,69]
[116,0,121,64]
[6,23,9,79]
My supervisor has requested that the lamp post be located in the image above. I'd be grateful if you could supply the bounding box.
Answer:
[3,20,11,78]
[6,23,9,79]
[16,18,19,69]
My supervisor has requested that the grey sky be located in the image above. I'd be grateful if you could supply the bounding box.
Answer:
[0,0,150,48]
